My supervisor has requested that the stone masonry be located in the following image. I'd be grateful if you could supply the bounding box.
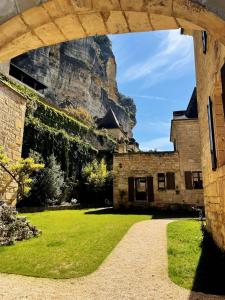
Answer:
[1,0,225,62]
[193,31,225,250]
[0,80,26,205]
[113,112,204,209]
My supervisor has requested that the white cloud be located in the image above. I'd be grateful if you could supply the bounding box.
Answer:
[131,94,168,101]
[119,30,194,86]
[140,137,173,151]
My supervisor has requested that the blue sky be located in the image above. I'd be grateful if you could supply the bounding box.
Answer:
[109,30,196,151]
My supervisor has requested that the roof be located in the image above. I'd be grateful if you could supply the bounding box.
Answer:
[173,87,198,120]
[97,108,121,129]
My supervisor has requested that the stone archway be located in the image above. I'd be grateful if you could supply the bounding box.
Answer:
[0,0,225,62]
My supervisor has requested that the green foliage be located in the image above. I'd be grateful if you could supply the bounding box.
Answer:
[0,209,151,278]
[0,146,44,202]
[82,159,111,189]
[29,154,64,206]
[0,73,116,144]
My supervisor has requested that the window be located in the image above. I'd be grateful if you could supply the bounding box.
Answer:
[207,97,217,170]
[157,173,175,191]
[158,173,166,190]
[192,172,203,189]
[202,31,207,54]
[185,171,203,190]
[135,177,147,201]
[221,64,225,118]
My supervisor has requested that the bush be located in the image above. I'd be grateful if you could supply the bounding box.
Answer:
[0,202,41,246]
[21,154,65,207]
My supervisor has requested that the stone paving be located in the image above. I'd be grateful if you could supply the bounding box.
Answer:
[0,219,224,299]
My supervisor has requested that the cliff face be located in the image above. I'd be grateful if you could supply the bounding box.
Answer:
[11,36,136,136]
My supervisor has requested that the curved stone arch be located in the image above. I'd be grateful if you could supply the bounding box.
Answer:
[0,0,225,62]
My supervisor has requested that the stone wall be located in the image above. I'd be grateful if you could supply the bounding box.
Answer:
[113,151,203,209]
[193,31,225,249]
[171,119,202,190]
[0,81,26,205]
[114,116,204,209]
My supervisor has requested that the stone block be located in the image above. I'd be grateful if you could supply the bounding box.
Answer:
[92,0,120,11]
[34,22,65,45]
[22,6,50,29]
[125,12,152,32]
[55,14,86,40]
[79,13,107,36]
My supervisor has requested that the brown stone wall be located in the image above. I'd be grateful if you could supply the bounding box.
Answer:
[0,81,26,205]
[171,119,203,196]
[113,150,203,209]
[193,31,225,249]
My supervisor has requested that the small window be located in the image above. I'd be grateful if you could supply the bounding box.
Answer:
[207,97,217,170]
[192,172,203,189]
[202,31,207,54]
[185,171,203,190]
[158,173,166,190]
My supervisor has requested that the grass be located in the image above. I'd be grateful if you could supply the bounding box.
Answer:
[167,220,202,290]
[0,209,150,279]
[168,220,225,295]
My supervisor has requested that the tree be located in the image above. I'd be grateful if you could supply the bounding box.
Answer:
[0,146,44,202]
[82,159,111,190]
[31,154,65,206]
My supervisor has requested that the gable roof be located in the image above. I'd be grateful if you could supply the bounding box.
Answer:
[97,108,120,129]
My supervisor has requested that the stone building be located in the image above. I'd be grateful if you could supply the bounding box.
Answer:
[0,78,26,205]
[97,108,139,153]
[192,30,225,250]
[113,90,204,209]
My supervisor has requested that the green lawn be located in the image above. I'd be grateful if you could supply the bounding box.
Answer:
[167,220,202,290]
[0,209,150,279]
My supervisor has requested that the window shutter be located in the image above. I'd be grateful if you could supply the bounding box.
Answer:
[185,172,193,190]
[147,176,154,202]
[128,177,135,202]
[207,97,217,170]
[166,172,175,190]
[221,64,225,118]
[202,31,207,54]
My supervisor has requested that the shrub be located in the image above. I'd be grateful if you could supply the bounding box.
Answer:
[0,202,41,246]
[29,154,65,206]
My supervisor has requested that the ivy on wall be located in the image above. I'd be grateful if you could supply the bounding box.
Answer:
[0,73,115,180]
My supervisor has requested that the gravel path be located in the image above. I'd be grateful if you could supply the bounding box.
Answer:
[0,219,224,300]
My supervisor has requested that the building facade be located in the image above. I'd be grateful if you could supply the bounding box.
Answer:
[0,78,26,205]
[113,91,204,209]
[192,30,225,249]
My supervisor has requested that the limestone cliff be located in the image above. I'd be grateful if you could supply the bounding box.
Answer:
[10,36,136,136]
